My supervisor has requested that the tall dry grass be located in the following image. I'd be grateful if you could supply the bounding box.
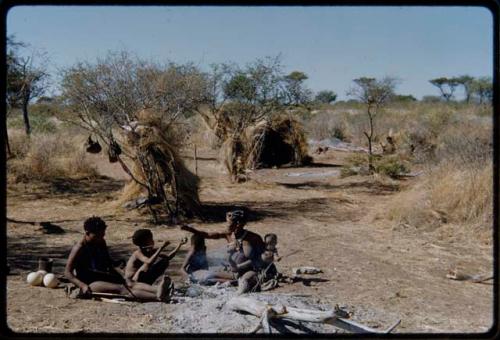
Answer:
[428,162,492,225]
[307,102,493,240]
[382,103,493,240]
[386,162,492,226]
[7,129,98,182]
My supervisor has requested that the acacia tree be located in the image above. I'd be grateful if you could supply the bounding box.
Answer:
[6,36,50,135]
[429,77,460,102]
[455,75,474,103]
[60,50,208,221]
[283,71,312,106]
[61,51,207,140]
[347,77,397,172]
[196,56,292,142]
[471,77,493,104]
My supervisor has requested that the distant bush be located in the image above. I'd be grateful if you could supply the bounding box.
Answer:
[421,95,443,103]
[392,94,417,102]
[306,111,350,141]
[30,102,60,118]
[8,109,58,134]
[314,90,337,104]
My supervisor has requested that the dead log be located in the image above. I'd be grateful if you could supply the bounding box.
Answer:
[227,296,400,334]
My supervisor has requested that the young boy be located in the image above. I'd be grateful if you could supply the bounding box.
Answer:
[65,216,172,302]
[125,229,187,286]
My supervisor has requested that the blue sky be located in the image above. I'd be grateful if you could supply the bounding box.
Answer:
[7,6,493,100]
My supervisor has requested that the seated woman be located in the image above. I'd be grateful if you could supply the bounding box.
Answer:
[64,216,172,302]
[180,233,235,285]
[181,210,266,294]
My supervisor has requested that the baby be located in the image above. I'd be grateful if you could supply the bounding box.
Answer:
[260,233,280,282]
[261,233,280,265]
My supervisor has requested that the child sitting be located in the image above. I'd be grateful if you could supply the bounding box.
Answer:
[65,217,172,302]
[180,233,236,285]
[125,229,187,286]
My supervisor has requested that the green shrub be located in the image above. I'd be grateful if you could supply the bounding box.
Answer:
[374,156,410,178]
[340,153,369,177]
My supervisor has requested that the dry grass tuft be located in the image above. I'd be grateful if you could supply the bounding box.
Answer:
[7,129,98,182]
[429,162,492,225]
[386,161,492,237]
[8,129,31,159]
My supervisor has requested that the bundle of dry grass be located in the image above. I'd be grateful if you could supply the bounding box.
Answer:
[120,109,202,220]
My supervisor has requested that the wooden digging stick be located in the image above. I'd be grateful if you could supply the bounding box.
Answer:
[90,292,134,300]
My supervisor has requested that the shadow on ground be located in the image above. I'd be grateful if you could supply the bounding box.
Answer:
[7,234,188,275]
[201,196,355,224]
[304,162,343,168]
[277,180,399,195]
[9,176,126,200]
[200,203,282,223]
[290,277,330,287]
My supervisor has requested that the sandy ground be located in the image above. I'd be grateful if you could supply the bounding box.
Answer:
[5,147,494,334]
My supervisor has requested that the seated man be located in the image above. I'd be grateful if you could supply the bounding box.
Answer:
[125,228,186,285]
[64,216,172,302]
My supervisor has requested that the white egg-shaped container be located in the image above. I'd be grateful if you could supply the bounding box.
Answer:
[37,270,48,277]
[43,273,59,288]
[27,272,43,286]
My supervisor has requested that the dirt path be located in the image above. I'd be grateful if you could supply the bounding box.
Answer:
[6,149,493,333]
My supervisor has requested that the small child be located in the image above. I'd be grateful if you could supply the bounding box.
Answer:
[125,229,187,286]
[261,233,280,265]
[260,233,280,283]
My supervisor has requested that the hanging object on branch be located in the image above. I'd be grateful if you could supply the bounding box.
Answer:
[85,135,102,154]
[108,138,122,163]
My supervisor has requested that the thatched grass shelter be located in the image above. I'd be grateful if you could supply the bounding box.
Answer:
[221,115,312,181]
[245,115,311,169]
[120,109,202,221]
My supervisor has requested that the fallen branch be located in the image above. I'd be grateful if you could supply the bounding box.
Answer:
[227,296,400,334]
